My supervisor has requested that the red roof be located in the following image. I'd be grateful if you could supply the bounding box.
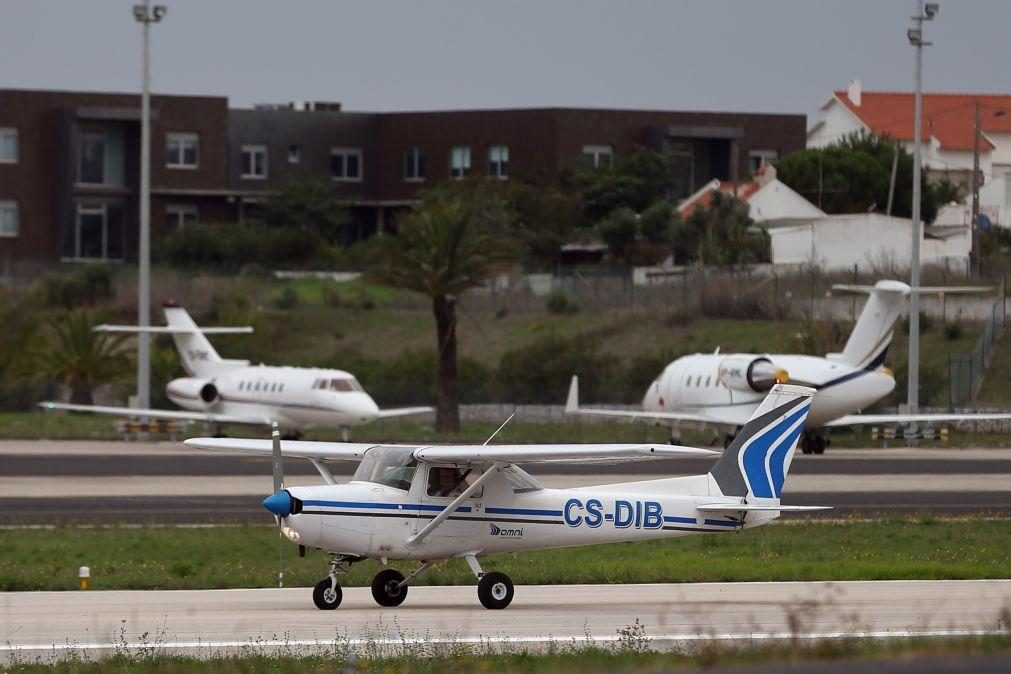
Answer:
[833,91,1011,151]
[678,181,762,219]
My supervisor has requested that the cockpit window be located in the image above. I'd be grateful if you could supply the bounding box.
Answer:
[501,465,543,493]
[329,377,365,393]
[352,446,418,491]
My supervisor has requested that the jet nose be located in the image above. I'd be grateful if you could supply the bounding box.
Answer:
[354,394,380,423]
[262,491,292,517]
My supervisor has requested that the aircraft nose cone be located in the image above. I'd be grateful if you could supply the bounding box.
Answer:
[262,491,291,517]
[357,395,380,422]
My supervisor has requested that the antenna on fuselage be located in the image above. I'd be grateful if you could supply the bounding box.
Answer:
[483,412,516,446]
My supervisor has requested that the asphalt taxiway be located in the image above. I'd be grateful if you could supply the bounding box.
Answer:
[2,580,1008,659]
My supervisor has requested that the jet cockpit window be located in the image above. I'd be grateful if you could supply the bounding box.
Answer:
[349,377,364,392]
[426,465,484,498]
[331,379,354,392]
[353,446,419,491]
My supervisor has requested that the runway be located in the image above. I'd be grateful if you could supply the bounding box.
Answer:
[2,581,1009,659]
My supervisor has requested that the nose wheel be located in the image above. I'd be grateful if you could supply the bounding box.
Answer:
[312,578,342,610]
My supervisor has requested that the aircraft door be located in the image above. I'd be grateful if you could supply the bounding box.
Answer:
[413,464,485,539]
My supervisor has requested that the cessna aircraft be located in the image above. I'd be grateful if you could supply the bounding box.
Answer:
[566,280,1011,453]
[41,303,432,437]
[185,383,826,610]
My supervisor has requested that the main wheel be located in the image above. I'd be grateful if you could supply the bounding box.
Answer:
[477,572,514,610]
[800,435,813,455]
[313,578,342,610]
[371,568,408,607]
[813,435,826,455]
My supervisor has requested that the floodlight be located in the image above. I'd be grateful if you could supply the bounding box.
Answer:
[133,5,146,21]
[924,3,939,19]
[907,28,922,45]
[153,5,167,20]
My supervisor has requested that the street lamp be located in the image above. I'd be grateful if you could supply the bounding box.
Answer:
[134,1,166,412]
[906,0,936,433]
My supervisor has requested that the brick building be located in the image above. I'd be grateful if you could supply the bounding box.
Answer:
[0,88,806,265]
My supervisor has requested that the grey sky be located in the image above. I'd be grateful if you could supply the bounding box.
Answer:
[2,0,1009,125]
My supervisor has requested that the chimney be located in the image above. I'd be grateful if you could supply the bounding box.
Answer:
[847,79,862,107]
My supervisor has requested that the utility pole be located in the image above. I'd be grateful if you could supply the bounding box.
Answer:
[133,1,166,411]
[971,101,981,277]
[907,0,938,429]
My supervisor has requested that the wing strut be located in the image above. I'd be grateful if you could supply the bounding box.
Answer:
[406,462,503,547]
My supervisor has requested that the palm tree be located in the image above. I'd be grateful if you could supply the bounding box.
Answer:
[31,310,132,405]
[368,182,518,432]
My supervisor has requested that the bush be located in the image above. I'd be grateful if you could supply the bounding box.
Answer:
[274,286,299,310]
[496,333,618,404]
[40,264,114,309]
[157,222,337,270]
[544,289,579,315]
[901,311,934,334]
[330,349,492,406]
[944,322,964,341]
[597,207,638,258]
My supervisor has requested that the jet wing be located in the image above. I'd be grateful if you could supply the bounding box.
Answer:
[414,443,719,465]
[183,437,381,460]
[376,406,434,419]
[824,411,1011,427]
[39,402,261,426]
[564,375,742,427]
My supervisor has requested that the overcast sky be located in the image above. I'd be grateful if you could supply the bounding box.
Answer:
[2,1,1009,125]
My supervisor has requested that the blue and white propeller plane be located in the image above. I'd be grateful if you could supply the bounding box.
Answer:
[184,383,827,610]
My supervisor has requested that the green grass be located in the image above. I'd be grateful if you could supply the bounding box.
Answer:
[6,635,1011,672]
[2,519,1009,592]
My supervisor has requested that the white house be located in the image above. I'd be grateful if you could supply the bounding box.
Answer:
[677,164,826,225]
[808,80,1011,225]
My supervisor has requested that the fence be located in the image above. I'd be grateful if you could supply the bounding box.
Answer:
[949,276,1007,407]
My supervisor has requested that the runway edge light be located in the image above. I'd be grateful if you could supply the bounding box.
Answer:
[79,566,90,590]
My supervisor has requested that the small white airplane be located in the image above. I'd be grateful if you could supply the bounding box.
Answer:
[41,302,432,437]
[185,384,827,610]
[566,280,1011,454]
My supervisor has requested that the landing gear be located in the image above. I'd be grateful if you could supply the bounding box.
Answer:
[281,430,303,441]
[313,577,342,610]
[371,568,408,607]
[465,554,514,610]
[312,554,353,610]
[477,572,514,610]
[800,431,827,455]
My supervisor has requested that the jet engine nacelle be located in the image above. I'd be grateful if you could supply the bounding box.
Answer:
[718,356,788,393]
[166,377,220,407]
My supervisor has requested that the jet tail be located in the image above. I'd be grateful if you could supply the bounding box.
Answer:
[828,280,910,369]
[708,384,814,501]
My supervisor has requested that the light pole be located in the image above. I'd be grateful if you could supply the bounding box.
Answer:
[906,0,937,430]
[133,1,166,411]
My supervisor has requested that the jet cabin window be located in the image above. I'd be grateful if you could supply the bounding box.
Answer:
[353,447,418,491]
[426,466,483,498]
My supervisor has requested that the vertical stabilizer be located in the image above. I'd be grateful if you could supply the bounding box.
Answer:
[163,303,223,377]
[830,280,910,369]
[709,384,814,500]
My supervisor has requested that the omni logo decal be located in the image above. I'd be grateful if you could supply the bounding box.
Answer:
[489,523,523,538]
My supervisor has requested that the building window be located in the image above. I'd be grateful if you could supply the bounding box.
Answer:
[79,133,107,185]
[288,144,301,164]
[330,147,362,181]
[668,141,695,199]
[748,149,778,173]
[166,204,199,231]
[0,128,17,163]
[581,144,613,169]
[404,146,426,181]
[0,201,17,237]
[488,145,509,179]
[166,133,199,168]
[450,146,471,179]
[73,202,123,260]
[241,145,267,179]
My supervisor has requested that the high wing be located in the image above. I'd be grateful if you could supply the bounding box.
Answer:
[39,402,262,426]
[183,437,380,460]
[414,443,719,465]
[564,375,741,427]
[376,406,434,419]
[825,411,1011,427]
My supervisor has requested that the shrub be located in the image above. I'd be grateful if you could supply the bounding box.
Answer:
[544,289,579,315]
[496,333,618,404]
[274,286,299,310]
[40,264,114,309]
[944,322,964,341]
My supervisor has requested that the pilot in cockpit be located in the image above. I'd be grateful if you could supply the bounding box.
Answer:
[429,466,466,497]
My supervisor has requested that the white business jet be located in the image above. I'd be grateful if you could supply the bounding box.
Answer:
[566,280,1011,454]
[41,302,432,437]
[185,384,825,610]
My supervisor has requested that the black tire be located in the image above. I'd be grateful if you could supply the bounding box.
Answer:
[813,435,826,455]
[478,572,514,610]
[313,578,342,610]
[800,436,813,455]
[371,568,408,607]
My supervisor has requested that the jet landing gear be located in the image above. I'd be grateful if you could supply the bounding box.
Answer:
[800,431,828,455]
[466,554,514,610]
[313,554,354,610]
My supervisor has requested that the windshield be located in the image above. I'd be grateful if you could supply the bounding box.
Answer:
[352,446,418,491]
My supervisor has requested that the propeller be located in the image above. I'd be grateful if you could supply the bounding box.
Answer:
[262,422,292,517]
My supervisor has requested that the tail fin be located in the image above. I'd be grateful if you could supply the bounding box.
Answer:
[163,304,225,377]
[828,280,910,369]
[709,384,814,500]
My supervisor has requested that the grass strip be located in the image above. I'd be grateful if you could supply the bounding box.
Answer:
[2,518,1009,592]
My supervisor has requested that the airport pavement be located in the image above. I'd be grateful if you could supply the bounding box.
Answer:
[1,580,1008,660]
[1,441,1010,524]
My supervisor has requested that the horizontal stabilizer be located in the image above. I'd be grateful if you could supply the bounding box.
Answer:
[95,324,254,334]
[695,503,832,512]
[376,406,434,419]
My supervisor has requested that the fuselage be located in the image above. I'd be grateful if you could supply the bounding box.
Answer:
[276,449,759,561]
[641,353,895,429]
[166,365,380,429]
